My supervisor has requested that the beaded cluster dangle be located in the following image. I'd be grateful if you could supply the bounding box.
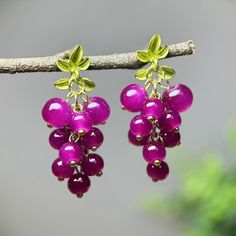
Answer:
[120,34,193,182]
[42,45,110,198]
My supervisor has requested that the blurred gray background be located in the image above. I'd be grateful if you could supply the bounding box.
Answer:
[0,0,235,235]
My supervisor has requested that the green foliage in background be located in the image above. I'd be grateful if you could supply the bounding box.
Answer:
[142,125,236,236]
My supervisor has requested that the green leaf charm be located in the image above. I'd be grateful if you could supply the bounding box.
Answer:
[55,44,95,106]
[77,77,95,92]
[56,60,72,72]
[158,66,175,80]
[136,50,151,63]
[54,78,70,90]
[156,46,169,59]
[69,45,83,65]
[134,34,176,97]
[77,58,90,71]
[147,34,161,54]
[135,68,147,80]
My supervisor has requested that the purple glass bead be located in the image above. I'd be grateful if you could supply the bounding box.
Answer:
[49,128,71,150]
[158,110,182,132]
[69,111,92,134]
[142,141,166,163]
[59,142,83,165]
[162,84,193,113]
[159,130,181,148]
[82,127,104,150]
[84,97,110,125]
[130,115,153,137]
[128,130,150,146]
[146,161,169,181]
[51,158,74,179]
[142,98,165,120]
[81,153,104,176]
[67,173,91,195]
[120,84,148,112]
[42,98,72,128]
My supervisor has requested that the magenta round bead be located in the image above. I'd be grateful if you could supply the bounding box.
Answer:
[142,98,165,120]
[84,97,110,125]
[130,115,153,137]
[42,98,72,128]
[69,111,92,133]
[49,128,71,150]
[82,127,104,150]
[59,142,83,165]
[128,130,150,146]
[81,153,104,176]
[158,110,182,132]
[142,141,166,163]
[162,84,193,113]
[51,158,74,179]
[146,161,169,181]
[67,173,91,195]
[120,84,148,112]
[159,131,181,148]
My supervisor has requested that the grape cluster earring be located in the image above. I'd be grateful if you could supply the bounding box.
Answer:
[41,34,193,197]
[120,34,193,182]
[42,45,110,198]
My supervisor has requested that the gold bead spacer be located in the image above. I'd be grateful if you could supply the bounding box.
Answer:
[78,129,85,136]
[76,193,83,198]
[153,160,161,166]
[147,115,155,123]
[136,135,143,141]
[96,171,103,177]
[70,161,77,167]
[175,128,180,133]
[91,146,97,152]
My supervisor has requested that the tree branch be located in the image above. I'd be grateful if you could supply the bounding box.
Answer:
[0,40,195,74]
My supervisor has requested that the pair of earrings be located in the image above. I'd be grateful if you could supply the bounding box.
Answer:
[42,34,193,198]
